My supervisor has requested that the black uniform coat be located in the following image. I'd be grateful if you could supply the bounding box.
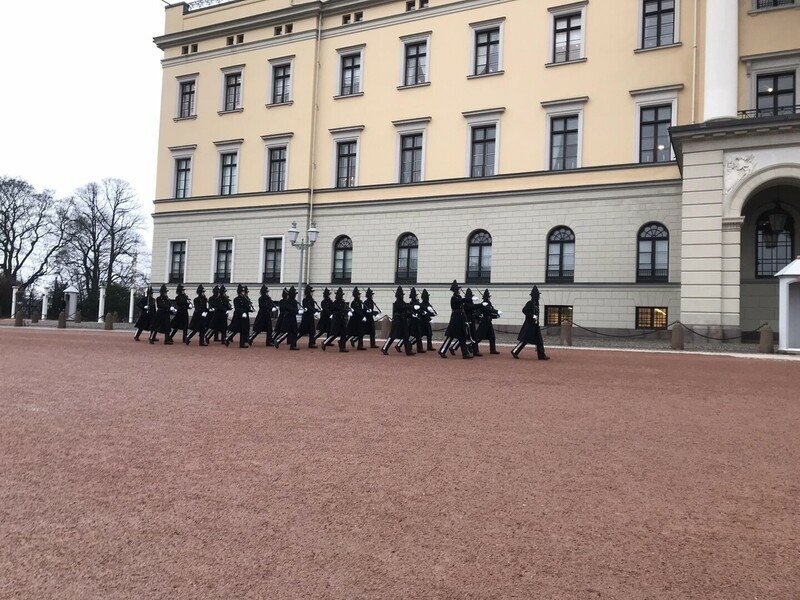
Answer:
[232,295,252,337]
[276,296,299,336]
[252,295,275,332]
[189,295,208,331]
[213,294,231,333]
[298,296,317,336]
[152,294,172,334]
[171,292,190,330]
[363,298,378,336]
[317,297,333,334]
[134,296,151,330]
[346,298,365,337]
[517,297,543,343]
[463,299,481,342]
[476,300,500,341]
[389,299,410,338]
[444,293,467,339]
[419,299,434,337]
[329,298,349,337]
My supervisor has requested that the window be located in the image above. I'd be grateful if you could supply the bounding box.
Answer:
[400,133,424,183]
[354,11,363,22]
[169,241,186,283]
[220,152,238,195]
[272,63,291,104]
[640,104,672,163]
[178,80,196,118]
[227,36,234,46]
[237,34,244,44]
[636,307,668,329]
[396,233,419,283]
[756,206,795,278]
[549,115,579,170]
[553,13,582,63]
[637,222,669,282]
[756,72,796,117]
[420,0,429,7]
[755,0,796,7]
[262,238,282,283]
[182,45,189,55]
[224,71,242,111]
[406,0,415,10]
[332,236,353,283]
[286,24,294,33]
[470,125,496,178]
[342,14,351,25]
[191,44,198,53]
[265,146,287,192]
[642,0,675,49]
[174,157,191,199]
[473,27,500,75]
[336,141,358,188]
[404,41,428,86]
[275,25,283,35]
[339,53,361,95]
[545,305,573,327]
[546,227,575,283]
[215,239,233,284]
[466,230,492,284]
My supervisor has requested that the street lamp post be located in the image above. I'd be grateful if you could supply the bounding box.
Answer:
[287,221,319,293]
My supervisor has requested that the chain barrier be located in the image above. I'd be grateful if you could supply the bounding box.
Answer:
[560,319,771,342]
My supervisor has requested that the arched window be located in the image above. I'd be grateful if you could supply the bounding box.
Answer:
[466,230,492,284]
[546,227,575,283]
[332,235,353,283]
[396,233,418,284]
[756,206,795,278]
[637,222,669,282]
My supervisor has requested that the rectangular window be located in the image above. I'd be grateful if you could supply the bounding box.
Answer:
[262,238,282,283]
[340,53,361,95]
[756,72,796,117]
[755,0,796,8]
[404,41,428,86]
[169,241,186,284]
[639,104,672,163]
[553,13,582,63]
[642,0,675,49]
[178,81,195,118]
[268,146,287,192]
[336,141,357,188]
[272,64,291,104]
[545,305,573,327]
[470,125,496,178]
[174,157,191,199]
[550,115,579,171]
[636,306,668,329]
[224,72,242,111]
[400,133,424,183]
[215,240,233,284]
[220,152,238,195]
[474,27,500,75]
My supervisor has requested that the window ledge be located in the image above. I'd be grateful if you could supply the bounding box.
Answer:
[634,42,682,54]
[397,82,431,90]
[333,92,365,100]
[545,57,587,68]
[266,101,294,108]
[748,4,799,15]
[218,108,244,116]
[173,115,197,122]
[467,70,504,80]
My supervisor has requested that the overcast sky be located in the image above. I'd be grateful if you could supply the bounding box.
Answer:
[0,0,169,244]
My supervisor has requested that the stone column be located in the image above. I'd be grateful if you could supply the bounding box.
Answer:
[41,288,48,321]
[11,286,18,318]
[703,0,739,121]
[98,286,106,323]
[128,288,136,323]
[721,217,744,335]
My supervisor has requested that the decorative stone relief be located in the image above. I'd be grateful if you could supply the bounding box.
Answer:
[723,154,756,196]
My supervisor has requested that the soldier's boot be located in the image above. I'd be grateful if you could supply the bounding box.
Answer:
[437,337,451,358]
[427,337,435,351]
[164,334,174,345]
[405,339,415,356]
[511,342,525,359]
[395,339,403,353]
[381,337,393,355]
[357,338,365,351]
[309,337,318,349]
[134,329,142,341]
[416,337,425,354]
[490,339,500,354]
[370,334,378,349]
[472,343,482,357]
[338,337,349,352]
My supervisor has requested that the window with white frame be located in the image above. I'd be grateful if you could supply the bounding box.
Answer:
[169,145,195,199]
[641,0,675,49]
[169,241,186,283]
[463,108,503,177]
[470,19,504,76]
[269,56,293,105]
[743,52,800,118]
[401,34,429,86]
[220,65,244,112]
[214,239,234,284]
[214,140,242,195]
[393,117,429,183]
[630,85,679,163]
[262,237,283,283]
[548,3,587,64]
[176,75,197,118]
[329,126,363,188]
[262,134,292,192]
[336,46,365,96]
[542,97,586,170]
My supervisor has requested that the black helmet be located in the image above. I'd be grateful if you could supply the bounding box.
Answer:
[449,280,460,293]
[288,286,297,297]
[305,284,314,297]
[366,287,374,297]
[464,288,473,299]
[395,286,404,299]
[353,286,360,297]
[220,285,227,295]
[409,287,418,300]
[483,289,491,301]
[281,288,288,299]
[212,285,220,296]
[323,287,331,297]
[421,289,429,300]
[236,283,244,295]
[260,284,268,296]
[244,285,249,294]
[335,287,344,298]
[146,286,153,297]
[530,286,540,299]
[159,284,168,295]
[196,284,205,295]
[176,284,184,294]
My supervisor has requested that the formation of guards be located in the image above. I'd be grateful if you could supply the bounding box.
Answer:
[134,280,549,360]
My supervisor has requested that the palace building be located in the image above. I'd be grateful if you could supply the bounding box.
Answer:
[151,0,800,336]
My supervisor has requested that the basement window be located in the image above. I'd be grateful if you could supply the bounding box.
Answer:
[191,43,198,53]
[285,23,293,34]
[237,34,244,44]
[354,11,364,22]
[274,25,283,35]
[342,14,351,25]
[181,45,189,55]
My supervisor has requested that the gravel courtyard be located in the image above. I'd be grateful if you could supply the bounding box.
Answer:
[1,328,798,599]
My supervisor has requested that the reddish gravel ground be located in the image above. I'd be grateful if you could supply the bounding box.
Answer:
[1,328,799,599]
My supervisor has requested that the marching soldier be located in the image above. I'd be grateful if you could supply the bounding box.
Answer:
[214,285,232,343]
[273,286,299,350]
[438,280,472,359]
[225,284,252,348]
[204,286,220,342]
[185,285,209,346]
[395,287,424,353]
[512,286,550,360]
[133,286,154,341]
[322,287,349,352]
[347,287,367,350]
[149,284,173,345]
[298,285,319,348]
[363,288,380,348]
[168,283,190,344]
[462,288,482,357]
[313,287,333,345]
[419,289,436,351]
[382,286,414,356]
[476,289,501,355]
[248,285,276,346]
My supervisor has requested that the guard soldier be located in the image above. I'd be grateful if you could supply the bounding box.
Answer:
[214,285,232,343]
[396,287,424,353]
[298,285,319,348]
[476,289,501,355]
[226,284,252,348]
[381,286,414,356]
[185,285,209,346]
[438,280,472,359]
[347,287,367,350]
[462,288,482,357]
[133,286,154,341]
[419,289,437,351]
[149,284,172,345]
[204,286,220,342]
[322,287,349,352]
[363,288,380,348]
[274,286,299,350]
[168,283,190,344]
[512,286,550,360]
[249,285,276,346]
[313,287,333,345]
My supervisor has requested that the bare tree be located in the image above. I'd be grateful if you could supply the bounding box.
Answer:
[0,176,71,288]
[100,178,144,288]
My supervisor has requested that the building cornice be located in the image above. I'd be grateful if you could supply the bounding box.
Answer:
[161,31,318,68]
[629,83,684,97]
